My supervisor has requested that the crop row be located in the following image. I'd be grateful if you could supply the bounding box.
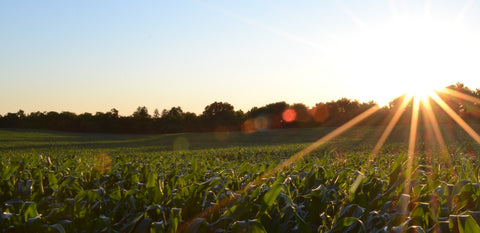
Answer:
[1,143,480,232]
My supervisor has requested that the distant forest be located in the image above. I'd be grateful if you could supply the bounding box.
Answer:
[1,83,479,134]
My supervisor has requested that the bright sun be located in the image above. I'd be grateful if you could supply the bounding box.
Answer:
[342,16,478,106]
[407,82,436,101]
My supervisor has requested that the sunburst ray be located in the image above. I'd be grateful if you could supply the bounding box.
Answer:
[371,94,413,158]
[266,105,380,177]
[406,96,421,191]
[430,92,480,144]
[401,96,421,218]
[438,88,480,104]
[421,97,451,166]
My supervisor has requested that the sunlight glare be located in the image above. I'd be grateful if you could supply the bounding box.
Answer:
[407,83,436,102]
[402,96,421,219]
[344,17,478,106]
[430,92,480,144]
[371,94,413,157]
[421,97,451,166]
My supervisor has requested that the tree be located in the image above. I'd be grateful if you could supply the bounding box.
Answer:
[110,108,119,118]
[153,109,160,118]
[324,98,362,126]
[444,82,479,120]
[159,107,186,133]
[132,106,150,119]
[246,102,289,129]
[0,82,476,133]
[203,102,234,118]
[291,103,311,123]
[1,112,20,128]
[310,103,329,123]
[58,111,77,131]
[162,107,183,119]
[17,110,26,119]
[202,102,238,131]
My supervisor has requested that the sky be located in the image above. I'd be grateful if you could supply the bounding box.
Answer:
[2,0,480,116]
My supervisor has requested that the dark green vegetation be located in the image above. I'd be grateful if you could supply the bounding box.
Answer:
[1,83,479,134]
[1,125,480,232]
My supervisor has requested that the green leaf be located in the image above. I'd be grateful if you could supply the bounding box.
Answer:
[294,210,313,233]
[191,156,198,173]
[263,179,282,209]
[26,214,42,229]
[48,173,58,191]
[168,208,182,233]
[152,221,166,233]
[349,172,365,201]
[24,202,38,222]
[134,218,153,233]
[0,212,13,221]
[456,215,480,233]
[405,226,425,233]
[109,186,122,201]
[341,217,357,227]
[48,223,66,233]
[147,173,157,189]
[232,219,267,233]
[1,164,19,180]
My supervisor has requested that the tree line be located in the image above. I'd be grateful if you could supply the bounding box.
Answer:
[1,83,479,134]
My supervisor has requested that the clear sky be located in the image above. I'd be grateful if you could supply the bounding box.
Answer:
[2,1,480,116]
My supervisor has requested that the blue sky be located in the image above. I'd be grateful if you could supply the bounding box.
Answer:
[2,1,480,115]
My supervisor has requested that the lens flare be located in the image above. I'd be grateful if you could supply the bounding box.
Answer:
[94,153,112,173]
[253,115,270,131]
[282,109,297,122]
[310,104,330,122]
[241,119,255,134]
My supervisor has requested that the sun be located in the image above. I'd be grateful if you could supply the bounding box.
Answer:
[405,80,439,102]
[342,15,477,107]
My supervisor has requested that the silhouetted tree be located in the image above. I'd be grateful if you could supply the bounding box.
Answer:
[159,107,185,133]
[310,103,330,124]
[291,103,311,124]
[153,108,160,118]
[132,106,151,119]
[183,112,199,132]
[131,106,152,133]
[17,110,26,119]
[162,107,183,119]
[202,102,239,131]
[110,108,119,118]
[246,102,289,129]
[0,83,477,134]
[2,112,20,128]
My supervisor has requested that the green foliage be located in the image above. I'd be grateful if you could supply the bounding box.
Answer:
[0,127,480,232]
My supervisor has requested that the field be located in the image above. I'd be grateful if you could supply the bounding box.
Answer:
[1,125,480,233]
